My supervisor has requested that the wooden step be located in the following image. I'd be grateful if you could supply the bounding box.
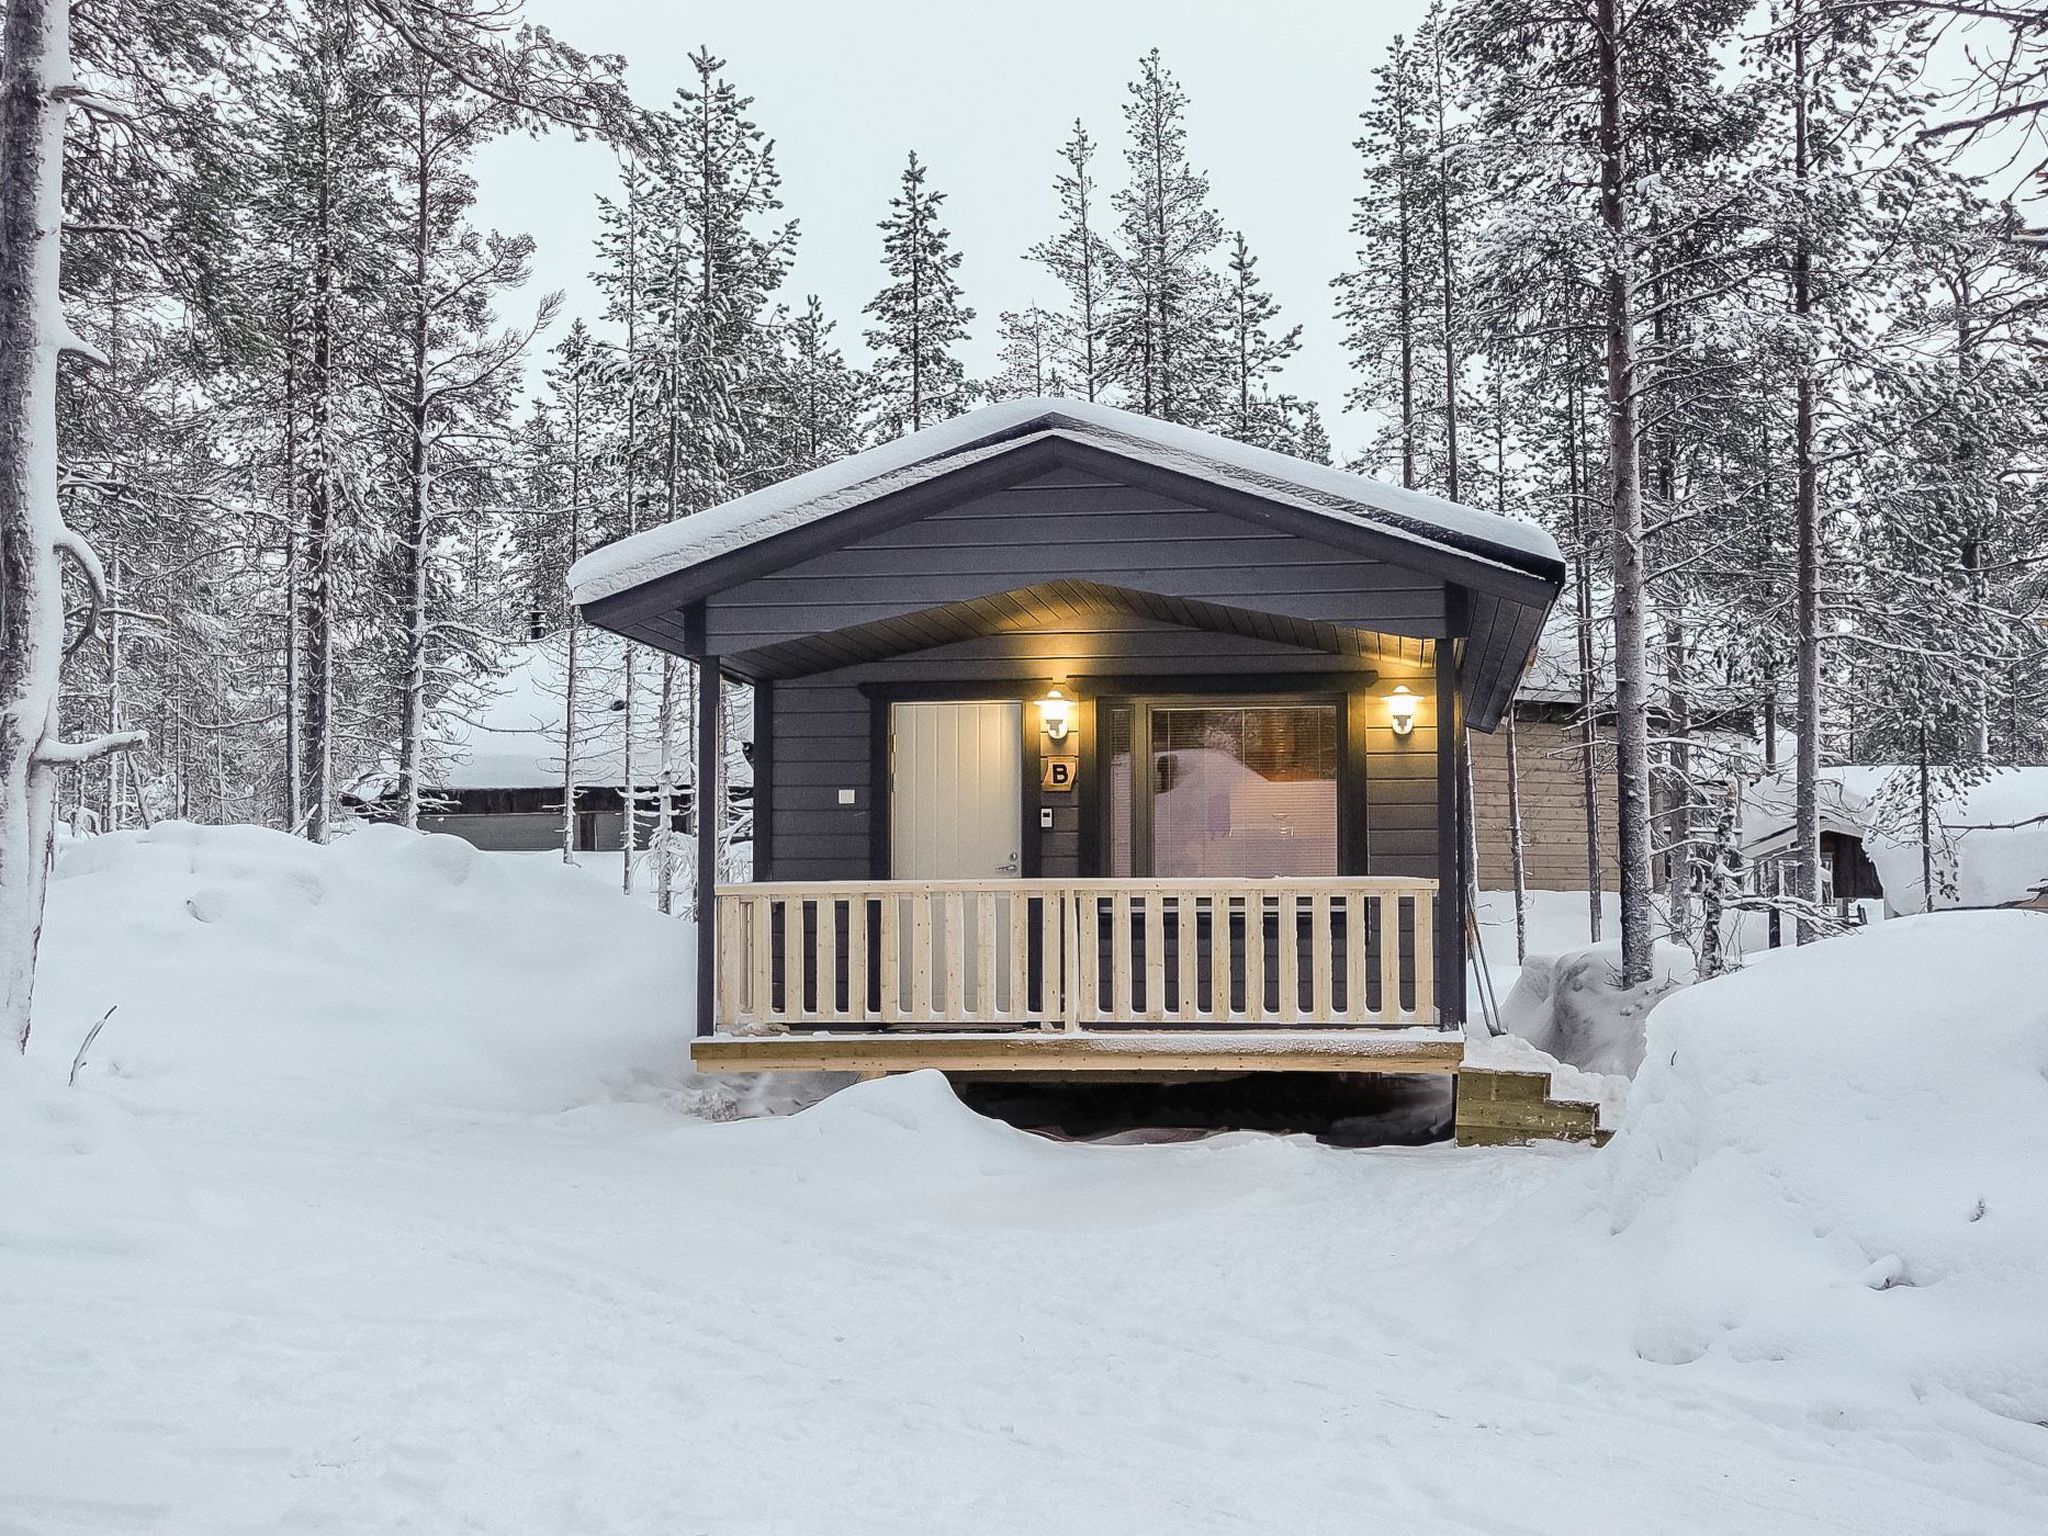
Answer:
[1454,1067,1608,1147]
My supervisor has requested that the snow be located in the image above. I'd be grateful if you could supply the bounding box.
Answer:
[1604,912,2048,1423]
[6,826,2047,1534]
[1845,765,2048,912]
[567,397,1563,606]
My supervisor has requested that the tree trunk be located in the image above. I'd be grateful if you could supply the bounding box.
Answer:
[395,80,432,830]
[0,0,142,1049]
[1504,704,1528,964]
[1918,718,1935,912]
[1567,365,1604,940]
[560,371,584,864]
[282,289,303,831]
[1791,11,1823,943]
[302,31,338,845]
[1596,0,1656,986]
[655,656,677,915]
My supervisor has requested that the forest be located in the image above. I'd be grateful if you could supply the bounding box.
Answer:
[11,0,2047,1010]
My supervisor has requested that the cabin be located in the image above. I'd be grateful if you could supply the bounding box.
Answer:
[570,399,1565,1079]
[345,637,752,854]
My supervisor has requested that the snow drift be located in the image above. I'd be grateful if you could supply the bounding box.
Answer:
[34,822,696,1116]
[1602,911,2048,1422]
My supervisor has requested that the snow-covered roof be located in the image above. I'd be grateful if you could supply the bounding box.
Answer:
[567,397,1563,607]
[1740,764,2048,912]
[1740,766,1873,856]
[385,637,752,793]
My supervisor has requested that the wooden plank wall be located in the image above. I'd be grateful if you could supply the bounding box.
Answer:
[1468,712,1618,891]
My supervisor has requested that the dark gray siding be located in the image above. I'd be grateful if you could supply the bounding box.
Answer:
[766,679,873,881]
[702,470,1446,661]
[760,611,1441,883]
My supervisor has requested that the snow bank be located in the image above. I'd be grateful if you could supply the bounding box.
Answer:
[33,822,697,1116]
[1604,911,2048,1422]
[1497,939,1693,1076]
[0,1048,193,1260]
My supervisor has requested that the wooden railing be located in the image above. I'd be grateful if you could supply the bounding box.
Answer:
[715,877,1438,1033]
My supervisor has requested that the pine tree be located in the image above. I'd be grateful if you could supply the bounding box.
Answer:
[1028,120,1115,402]
[1334,32,1437,483]
[1106,50,1227,425]
[989,305,1066,399]
[864,150,973,434]
[766,295,867,473]
[1218,231,1324,457]
[382,48,559,830]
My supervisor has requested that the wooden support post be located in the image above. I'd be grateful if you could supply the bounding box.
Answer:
[696,653,722,1039]
[1435,643,1466,1031]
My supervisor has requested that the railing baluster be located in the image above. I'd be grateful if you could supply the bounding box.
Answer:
[847,893,869,1024]
[942,890,967,1020]
[1111,889,1133,1020]
[817,894,839,1020]
[1210,893,1233,1022]
[1006,889,1029,1025]
[1278,890,1301,1023]
[1412,890,1435,1026]
[975,890,998,1023]
[1176,893,1200,1023]
[910,892,933,1023]
[1244,892,1267,1022]
[1143,893,1167,1022]
[878,890,900,1022]
[1311,891,1334,1023]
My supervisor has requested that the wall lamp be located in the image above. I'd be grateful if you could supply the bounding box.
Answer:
[1038,686,1074,742]
[1387,684,1418,738]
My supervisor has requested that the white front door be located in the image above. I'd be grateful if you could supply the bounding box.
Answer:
[890,700,1023,879]
[890,701,1024,1020]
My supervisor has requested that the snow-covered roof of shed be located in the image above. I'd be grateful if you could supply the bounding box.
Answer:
[418,637,750,792]
[567,397,1563,607]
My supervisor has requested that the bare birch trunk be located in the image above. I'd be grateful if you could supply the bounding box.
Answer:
[0,0,143,1048]
[1596,0,1656,986]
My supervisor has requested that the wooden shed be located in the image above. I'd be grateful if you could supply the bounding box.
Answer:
[570,399,1565,1077]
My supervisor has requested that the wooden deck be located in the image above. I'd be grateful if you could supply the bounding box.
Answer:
[691,1028,1466,1078]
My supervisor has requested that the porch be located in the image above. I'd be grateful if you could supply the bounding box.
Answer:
[715,875,1438,1035]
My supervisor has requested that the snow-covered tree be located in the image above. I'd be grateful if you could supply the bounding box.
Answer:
[864,150,973,435]
[1105,50,1226,425]
[1027,120,1115,403]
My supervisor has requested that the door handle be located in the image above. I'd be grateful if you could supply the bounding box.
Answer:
[997,853,1020,874]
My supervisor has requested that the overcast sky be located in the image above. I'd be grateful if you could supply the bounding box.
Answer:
[468,0,1438,458]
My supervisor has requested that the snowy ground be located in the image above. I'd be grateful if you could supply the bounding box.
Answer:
[5,826,2046,1535]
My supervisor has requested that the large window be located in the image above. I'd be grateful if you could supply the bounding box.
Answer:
[1105,699,1340,878]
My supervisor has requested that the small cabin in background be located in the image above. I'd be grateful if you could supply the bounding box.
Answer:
[346,638,750,854]
[570,399,1565,1080]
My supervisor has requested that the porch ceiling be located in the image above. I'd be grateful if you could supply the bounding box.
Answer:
[717,579,1436,682]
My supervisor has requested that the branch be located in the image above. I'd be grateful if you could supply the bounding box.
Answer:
[36,730,146,767]
[53,527,107,658]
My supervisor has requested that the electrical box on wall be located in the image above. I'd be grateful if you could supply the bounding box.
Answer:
[837,788,856,806]
[1039,807,1055,830]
